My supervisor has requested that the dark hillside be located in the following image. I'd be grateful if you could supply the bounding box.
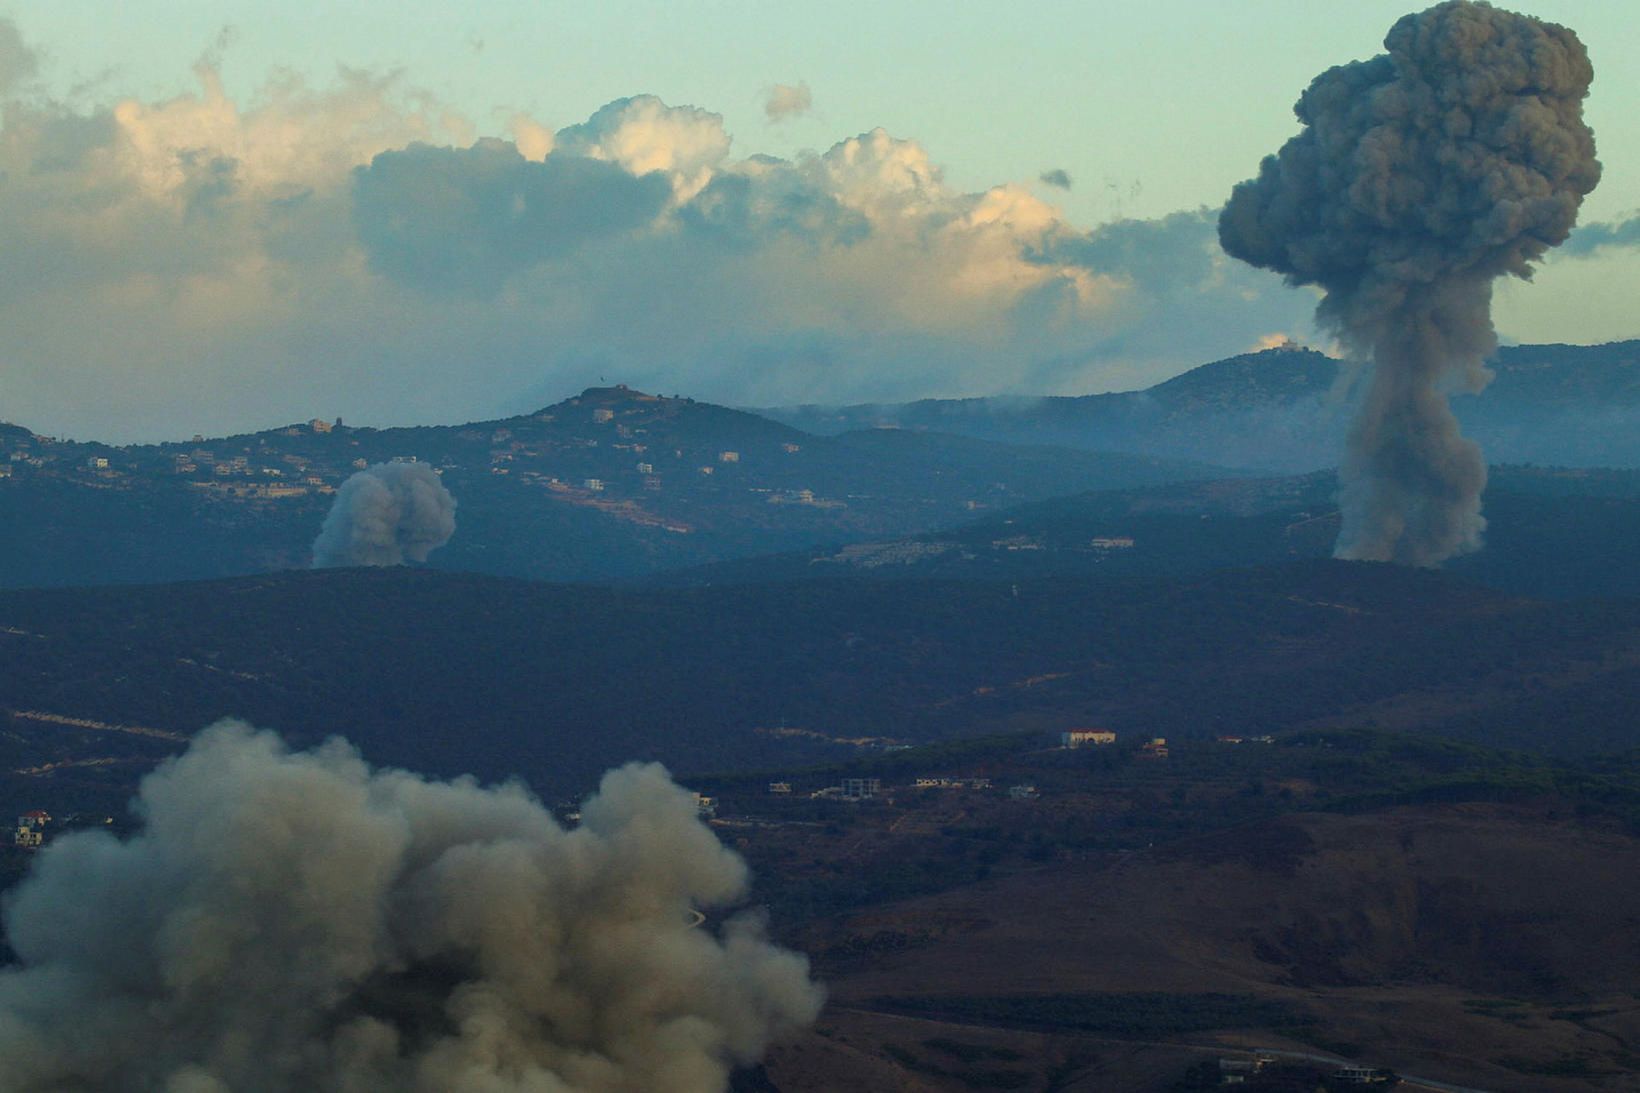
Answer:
[661,465,1640,601]
[2,562,1638,804]
[0,387,1226,589]
[764,340,1640,471]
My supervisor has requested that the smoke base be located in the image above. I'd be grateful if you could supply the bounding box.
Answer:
[1220,0,1599,566]
[0,723,821,1092]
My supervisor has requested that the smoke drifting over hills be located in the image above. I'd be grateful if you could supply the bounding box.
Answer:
[1220,0,1599,566]
[313,462,457,568]
[0,723,821,1092]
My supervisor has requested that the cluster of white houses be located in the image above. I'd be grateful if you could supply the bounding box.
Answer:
[767,774,1041,803]
[1061,728,1171,758]
[749,726,1197,806]
[13,810,48,848]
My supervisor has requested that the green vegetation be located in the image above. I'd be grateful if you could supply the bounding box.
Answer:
[1302,731,1640,833]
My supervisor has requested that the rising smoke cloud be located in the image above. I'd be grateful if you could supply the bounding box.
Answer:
[1219,0,1600,566]
[0,722,822,1092]
[313,462,457,568]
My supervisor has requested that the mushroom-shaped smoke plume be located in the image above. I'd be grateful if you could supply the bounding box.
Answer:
[0,722,823,1092]
[1219,0,1599,565]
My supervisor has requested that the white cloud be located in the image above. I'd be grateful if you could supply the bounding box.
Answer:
[0,26,1323,442]
[553,95,730,202]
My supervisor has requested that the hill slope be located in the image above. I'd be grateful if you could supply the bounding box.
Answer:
[790,802,1640,1092]
[764,340,1640,472]
[659,464,1640,601]
[3,562,1639,807]
[0,387,1226,589]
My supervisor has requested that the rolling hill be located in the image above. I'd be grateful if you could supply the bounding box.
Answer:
[0,386,1228,590]
[778,801,1640,1092]
[763,340,1640,472]
[656,464,1640,601]
[3,561,1640,814]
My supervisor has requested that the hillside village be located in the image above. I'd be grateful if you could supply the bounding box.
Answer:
[0,384,1226,588]
[0,385,1020,511]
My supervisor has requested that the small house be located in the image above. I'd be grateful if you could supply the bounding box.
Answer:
[841,777,880,801]
[14,810,49,849]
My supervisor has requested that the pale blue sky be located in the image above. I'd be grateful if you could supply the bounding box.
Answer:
[0,1,1634,440]
[15,0,1637,225]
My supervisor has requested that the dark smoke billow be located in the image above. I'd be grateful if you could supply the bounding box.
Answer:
[313,461,457,567]
[0,723,822,1092]
[1219,0,1599,565]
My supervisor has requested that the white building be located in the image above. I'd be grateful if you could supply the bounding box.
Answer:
[14,810,49,849]
[841,777,880,800]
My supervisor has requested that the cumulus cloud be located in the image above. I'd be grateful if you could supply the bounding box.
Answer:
[353,141,671,294]
[0,26,1322,442]
[553,96,731,201]
[0,721,822,1091]
[313,462,457,567]
[1038,168,1071,190]
[1561,215,1640,258]
[763,82,812,122]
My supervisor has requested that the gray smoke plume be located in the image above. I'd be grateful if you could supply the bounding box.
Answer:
[313,461,457,567]
[1219,0,1599,565]
[0,722,822,1092]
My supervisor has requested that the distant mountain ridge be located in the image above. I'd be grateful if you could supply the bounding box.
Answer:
[4,340,1635,591]
[0,385,1228,590]
[762,340,1640,471]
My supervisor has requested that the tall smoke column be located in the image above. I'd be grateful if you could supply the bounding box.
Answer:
[313,461,457,567]
[0,723,823,1092]
[1219,0,1599,565]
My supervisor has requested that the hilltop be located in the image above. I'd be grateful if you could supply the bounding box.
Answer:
[5,342,1637,592]
[763,339,1640,471]
[0,385,1225,589]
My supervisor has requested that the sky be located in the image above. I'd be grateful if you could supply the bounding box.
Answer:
[1,0,1635,442]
